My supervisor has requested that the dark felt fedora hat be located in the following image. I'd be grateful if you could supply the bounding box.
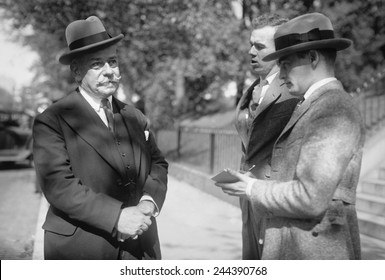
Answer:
[59,16,124,65]
[263,13,352,62]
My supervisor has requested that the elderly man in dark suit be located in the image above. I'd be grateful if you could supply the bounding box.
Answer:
[33,16,168,260]
[235,14,298,259]
[217,13,364,259]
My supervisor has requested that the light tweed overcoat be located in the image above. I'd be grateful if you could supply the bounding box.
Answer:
[248,80,365,259]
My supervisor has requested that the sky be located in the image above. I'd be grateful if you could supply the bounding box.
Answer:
[0,14,38,93]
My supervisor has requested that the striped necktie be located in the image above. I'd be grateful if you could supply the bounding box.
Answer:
[249,79,268,111]
[296,96,305,109]
[100,98,115,134]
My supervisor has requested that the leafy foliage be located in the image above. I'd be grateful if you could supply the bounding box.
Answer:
[1,0,247,129]
[1,0,384,130]
[242,0,385,92]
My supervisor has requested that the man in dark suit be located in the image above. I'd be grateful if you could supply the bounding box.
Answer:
[234,14,298,259]
[33,16,168,260]
[217,13,364,259]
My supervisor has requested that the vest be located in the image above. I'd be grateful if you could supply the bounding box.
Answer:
[113,112,140,206]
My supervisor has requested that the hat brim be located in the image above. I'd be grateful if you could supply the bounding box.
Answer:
[59,34,124,65]
[262,38,352,62]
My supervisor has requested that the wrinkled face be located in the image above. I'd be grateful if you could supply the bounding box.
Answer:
[74,45,121,99]
[249,26,277,78]
[278,53,312,96]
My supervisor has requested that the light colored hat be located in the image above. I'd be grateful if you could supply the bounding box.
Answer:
[59,16,124,65]
[263,13,352,62]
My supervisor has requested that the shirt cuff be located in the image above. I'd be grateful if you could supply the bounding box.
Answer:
[246,179,256,198]
[140,193,159,217]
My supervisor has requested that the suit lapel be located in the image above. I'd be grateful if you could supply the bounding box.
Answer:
[244,77,283,152]
[235,78,259,141]
[239,78,260,111]
[61,91,124,175]
[252,77,282,117]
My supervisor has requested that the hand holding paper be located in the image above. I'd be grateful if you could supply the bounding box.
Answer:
[213,169,255,198]
[211,169,240,183]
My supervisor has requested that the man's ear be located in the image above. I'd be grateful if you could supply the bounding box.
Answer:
[70,61,81,75]
[70,62,83,82]
[309,50,319,67]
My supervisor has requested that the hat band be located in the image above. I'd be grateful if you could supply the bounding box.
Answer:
[275,28,335,51]
[69,31,111,50]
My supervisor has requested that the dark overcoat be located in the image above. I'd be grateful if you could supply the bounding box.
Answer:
[33,90,168,259]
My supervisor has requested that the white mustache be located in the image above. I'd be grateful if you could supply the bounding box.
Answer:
[97,75,121,85]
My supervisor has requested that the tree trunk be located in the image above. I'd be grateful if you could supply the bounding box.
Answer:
[174,58,186,109]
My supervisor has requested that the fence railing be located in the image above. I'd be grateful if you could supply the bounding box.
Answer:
[356,94,385,135]
[157,90,385,175]
[354,71,385,134]
[157,127,241,174]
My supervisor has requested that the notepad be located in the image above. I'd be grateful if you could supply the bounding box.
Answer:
[211,170,239,183]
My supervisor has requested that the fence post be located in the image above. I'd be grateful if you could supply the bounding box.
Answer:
[176,126,182,158]
[209,132,215,174]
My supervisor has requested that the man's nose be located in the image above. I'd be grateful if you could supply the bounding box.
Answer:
[279,69,286,80]
[102,62,114,74]
[249,46,257,56]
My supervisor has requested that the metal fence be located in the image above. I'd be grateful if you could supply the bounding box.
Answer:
[355,72,385,134]
[156,127,241,175]
[357,94,385,135]
[157,88,385,175]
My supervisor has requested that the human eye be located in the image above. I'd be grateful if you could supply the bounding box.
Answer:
[90,61,104,69]
[254,43,265,51]
[278,60,289,70]
[108,58,118,68]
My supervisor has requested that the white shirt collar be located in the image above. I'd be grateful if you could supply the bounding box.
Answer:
[78,86,112,112]
[304,77,337,100]
[266,71,278,85]
[260,65,279,86]
[256,69,279,105]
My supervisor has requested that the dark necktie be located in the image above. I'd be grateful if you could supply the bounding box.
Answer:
[101,98,115,133]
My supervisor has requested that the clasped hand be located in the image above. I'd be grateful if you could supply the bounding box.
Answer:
[116,201,155,242]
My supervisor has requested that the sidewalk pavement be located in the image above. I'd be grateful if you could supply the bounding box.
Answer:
[32,176,243,260]
[32,176,385,260]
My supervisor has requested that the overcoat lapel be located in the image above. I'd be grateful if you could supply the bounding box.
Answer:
[278,80,342,139]
[61,91,125,175]
[279,98,311,139]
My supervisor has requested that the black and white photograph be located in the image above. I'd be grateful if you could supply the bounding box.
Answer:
[1,0,385,278]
